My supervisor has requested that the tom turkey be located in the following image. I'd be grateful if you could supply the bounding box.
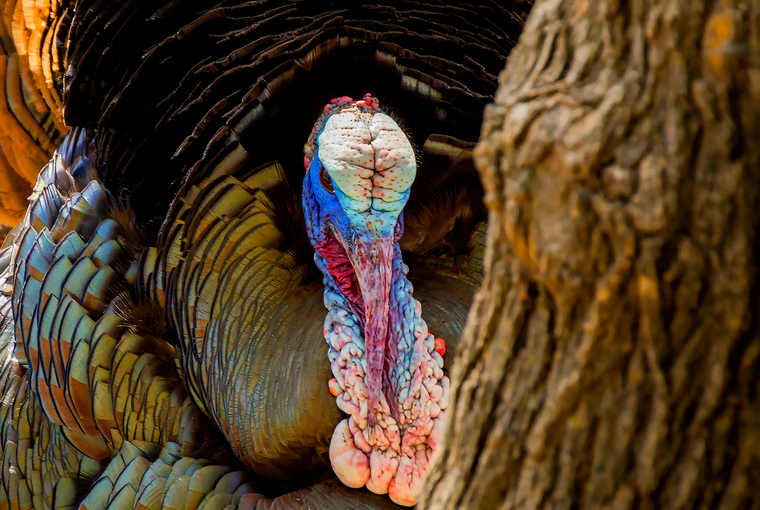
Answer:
[0,1,529,508]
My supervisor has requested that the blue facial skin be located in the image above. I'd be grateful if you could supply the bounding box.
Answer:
[303,152,347,246]
[303,147,409,252]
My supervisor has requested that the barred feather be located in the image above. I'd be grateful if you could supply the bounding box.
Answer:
[0,129,225,509]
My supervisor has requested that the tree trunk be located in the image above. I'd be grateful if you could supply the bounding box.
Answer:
[420,1,760,509]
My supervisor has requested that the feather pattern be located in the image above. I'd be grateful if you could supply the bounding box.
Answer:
[157,161,336,476]
[0,130,231,509]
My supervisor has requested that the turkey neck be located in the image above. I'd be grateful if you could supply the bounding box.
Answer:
[316,231,449,502]
[317,239,429,423]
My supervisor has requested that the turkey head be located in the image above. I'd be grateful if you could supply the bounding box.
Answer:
[302,96,448,505]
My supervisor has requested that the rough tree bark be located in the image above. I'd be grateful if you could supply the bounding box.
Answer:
[420,1,760,509]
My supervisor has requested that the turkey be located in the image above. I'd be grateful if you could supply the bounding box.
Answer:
[0,1,530,508]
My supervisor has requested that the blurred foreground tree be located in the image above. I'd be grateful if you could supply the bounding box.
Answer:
[421,1,760,509]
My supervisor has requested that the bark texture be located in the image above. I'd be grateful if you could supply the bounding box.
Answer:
[420,1,760,509]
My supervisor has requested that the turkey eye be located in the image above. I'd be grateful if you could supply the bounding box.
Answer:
[319,166,335,193]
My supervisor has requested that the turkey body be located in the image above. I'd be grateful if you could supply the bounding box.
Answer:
[0,1,529,509]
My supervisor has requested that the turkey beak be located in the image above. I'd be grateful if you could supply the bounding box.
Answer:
[351,230,395,420]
